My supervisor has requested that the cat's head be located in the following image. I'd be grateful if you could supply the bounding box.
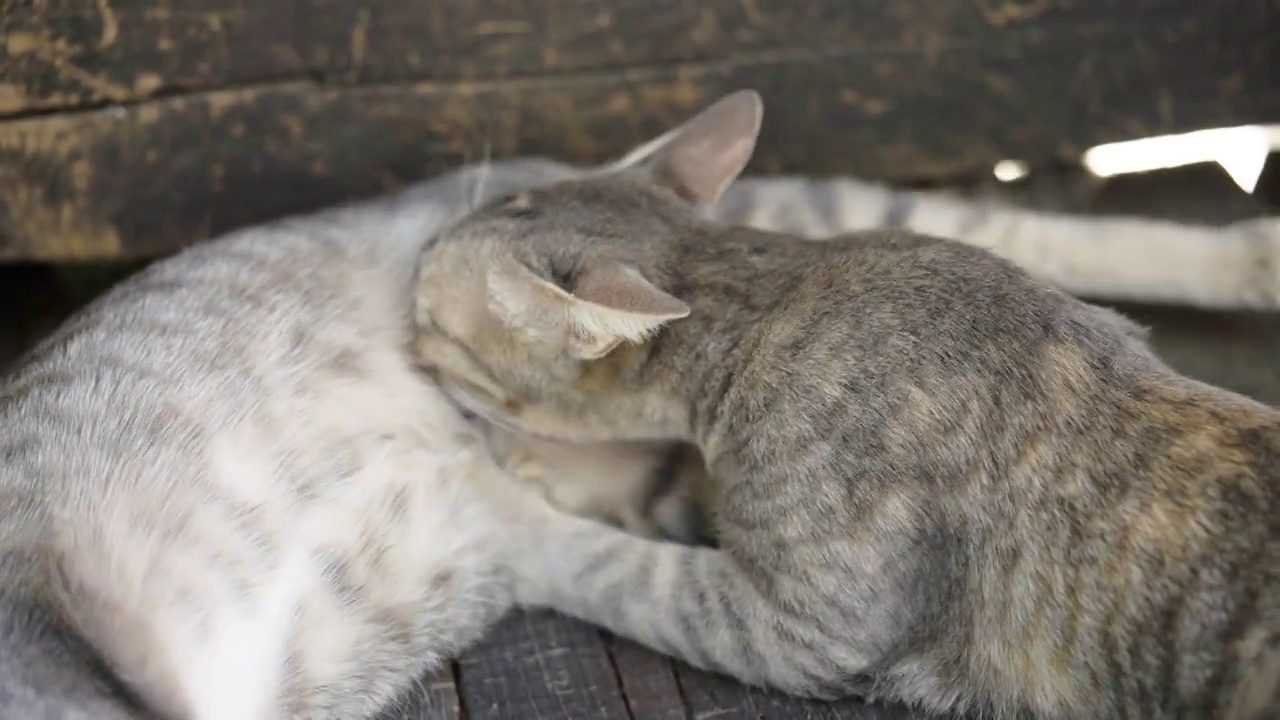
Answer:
[413,90,764,441]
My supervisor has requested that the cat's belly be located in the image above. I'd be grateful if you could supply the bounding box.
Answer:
[278,427,514,718]
[51,376,515,720]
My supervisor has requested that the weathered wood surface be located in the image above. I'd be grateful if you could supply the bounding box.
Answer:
[439,611,932,720]
[2,0,1278,261]
[6,0,1271,120]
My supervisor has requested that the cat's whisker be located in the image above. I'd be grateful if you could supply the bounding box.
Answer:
[469,140,495,211]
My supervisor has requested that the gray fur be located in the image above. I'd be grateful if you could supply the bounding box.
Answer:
[715,176,1280,311]
[413,93,1279,719]
[0,158,681,720]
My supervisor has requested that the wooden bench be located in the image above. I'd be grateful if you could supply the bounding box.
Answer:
[4,0,1278,262]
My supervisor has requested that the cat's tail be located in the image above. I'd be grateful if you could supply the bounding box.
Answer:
[717,176,1280,311]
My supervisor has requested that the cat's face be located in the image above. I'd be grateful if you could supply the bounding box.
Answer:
[413,90,764,442]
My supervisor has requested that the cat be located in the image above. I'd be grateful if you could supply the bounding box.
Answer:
[1,92,1272,720]
[715,175,1280,312]
[0,156,709,720]
[412,91,1280,719]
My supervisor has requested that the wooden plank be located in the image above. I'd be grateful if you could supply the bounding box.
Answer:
[5,0,1274,119]
[5,0,1280,263]
[748,689,927,720]
[4,0,874,115]
[674,662,935,720]
[457,611,631,720]
[674,663,768,720]
[379,664,463,720]
[604,635,688,720]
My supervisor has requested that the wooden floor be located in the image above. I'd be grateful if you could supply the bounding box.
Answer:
[385,611,925,720]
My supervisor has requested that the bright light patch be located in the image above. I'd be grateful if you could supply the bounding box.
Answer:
[1082,125,1280,193]
[993,159,1030,183]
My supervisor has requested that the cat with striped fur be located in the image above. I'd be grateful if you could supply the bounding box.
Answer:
[414,91,1278,719]
[0,156,701,720]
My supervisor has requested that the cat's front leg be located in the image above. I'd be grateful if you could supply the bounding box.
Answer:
[503,505,871,701]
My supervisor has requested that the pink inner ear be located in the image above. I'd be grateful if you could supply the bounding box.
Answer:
[654,92,762,206]
[702,136,755,198]
[666,137,752,205]
[573,264,690,319]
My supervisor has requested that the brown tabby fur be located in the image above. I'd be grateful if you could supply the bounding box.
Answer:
[413,91,1279,719]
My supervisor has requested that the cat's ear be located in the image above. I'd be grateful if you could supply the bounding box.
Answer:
[486,257,689,360]
[605,90,763,208]
[568,262,691,359]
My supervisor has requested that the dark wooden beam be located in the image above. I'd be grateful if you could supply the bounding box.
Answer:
[3,0,1277,261]
[8,0,1268,121]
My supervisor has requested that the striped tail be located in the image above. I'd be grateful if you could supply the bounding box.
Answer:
[717,176,1280,311]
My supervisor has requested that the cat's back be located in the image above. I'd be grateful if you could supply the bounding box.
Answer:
[1,204,427,530]
[727,226,1279,527]
[722,228,1278,717]
[714,228,1159,422]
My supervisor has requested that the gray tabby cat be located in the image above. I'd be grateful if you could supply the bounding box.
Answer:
[413,91,1279,719]
[0,157,708,720]
[718,176,1280,311]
